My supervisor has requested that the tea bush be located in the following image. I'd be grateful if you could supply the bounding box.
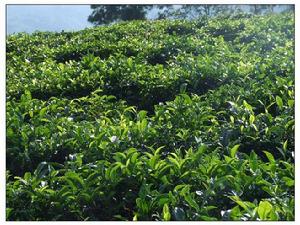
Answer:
[6,13,294,221]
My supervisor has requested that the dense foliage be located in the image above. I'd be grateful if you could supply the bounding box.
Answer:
[6,13,294,221]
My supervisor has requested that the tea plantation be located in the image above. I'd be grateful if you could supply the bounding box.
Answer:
[6,13,294,221]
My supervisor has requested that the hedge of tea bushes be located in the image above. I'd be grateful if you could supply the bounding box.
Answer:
[6,13,294,221]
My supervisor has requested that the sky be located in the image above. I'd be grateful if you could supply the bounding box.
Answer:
[6,5,161,35]
[6,5,290,35]
[6,5,93,34]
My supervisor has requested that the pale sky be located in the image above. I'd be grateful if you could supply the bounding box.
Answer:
[7,5,93,34]
[6,5,290,35]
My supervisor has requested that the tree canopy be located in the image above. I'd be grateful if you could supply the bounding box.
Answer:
[88,4,293,25]
[88,5,152,25]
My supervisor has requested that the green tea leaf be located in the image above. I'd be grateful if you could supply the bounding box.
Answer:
[65,171,84,188]
[184,194,199,211]
[243,100,253,112]
[133,214,138,221]
[57,125,64,132]
[163,204,171,221]
[263,151,275,164]
[283,140,288,152]
[276,96,283,109]
[39,107,47,117]
[249,115,255,125]
[230,144,240,158]
[282,177,294,187]
[288,99,294,108]
[258,201,272,220]
[6,208,13,220]
[127,57,133,68]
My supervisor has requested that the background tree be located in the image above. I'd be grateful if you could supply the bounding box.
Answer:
[157,5,233,19]
[250,5,272,14]
[88,5,152,25]
[88,5,235,24]
[268,4,277,13]
[284,5,294,12]
[88,4,290,25]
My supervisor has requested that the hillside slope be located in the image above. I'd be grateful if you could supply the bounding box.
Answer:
[6,13,294,221]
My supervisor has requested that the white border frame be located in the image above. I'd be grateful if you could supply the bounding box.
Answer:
[1,0,298,224]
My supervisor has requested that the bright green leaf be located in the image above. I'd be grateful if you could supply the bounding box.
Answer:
[276,96,283,109]
[258,201,273,220]
[230,144,240,158]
